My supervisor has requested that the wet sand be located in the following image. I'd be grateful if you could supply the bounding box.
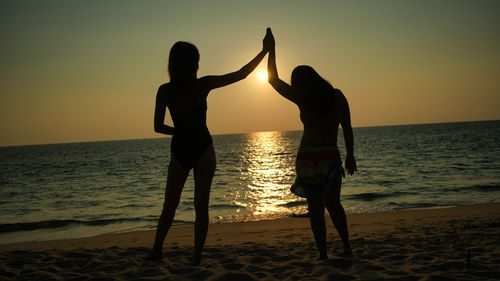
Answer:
[1,203,499,280]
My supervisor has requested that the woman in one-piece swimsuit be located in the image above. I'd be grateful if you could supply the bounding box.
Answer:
[266,28,357,259]
[150,31,274,265]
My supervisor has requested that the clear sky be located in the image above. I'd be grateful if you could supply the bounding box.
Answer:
[1,0,499,146]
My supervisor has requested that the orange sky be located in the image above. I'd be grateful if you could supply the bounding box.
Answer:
[1,0,499,146]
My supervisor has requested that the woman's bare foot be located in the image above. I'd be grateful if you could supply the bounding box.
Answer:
[146,250,163,261]
[343,243,353,256]
[192,254,201,266]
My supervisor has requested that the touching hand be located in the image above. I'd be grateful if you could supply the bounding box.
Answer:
[263,27,275,52]
[345,154,357,176]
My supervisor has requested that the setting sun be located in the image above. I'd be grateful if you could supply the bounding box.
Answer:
[257,70,268,82]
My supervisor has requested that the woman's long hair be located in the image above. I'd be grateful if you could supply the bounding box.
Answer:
[168,41,199,82]
[291,65,337,115]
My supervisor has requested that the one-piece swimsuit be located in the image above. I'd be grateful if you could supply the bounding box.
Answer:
[169,90,212,170]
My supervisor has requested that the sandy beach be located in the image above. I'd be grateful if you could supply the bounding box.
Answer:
[1,203,499,280]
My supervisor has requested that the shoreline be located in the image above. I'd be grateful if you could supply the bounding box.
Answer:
[1,202,494,248]
[1,203,498,251]
[1,203,499,280]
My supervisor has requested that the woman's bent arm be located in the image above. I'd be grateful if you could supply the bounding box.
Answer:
[154,85,175,135]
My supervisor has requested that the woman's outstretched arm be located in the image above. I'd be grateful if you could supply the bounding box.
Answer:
[266,28,303,105]
[200,31,271,90]
[154,84,175,135]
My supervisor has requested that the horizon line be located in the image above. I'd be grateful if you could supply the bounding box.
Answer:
[1,119,498,148]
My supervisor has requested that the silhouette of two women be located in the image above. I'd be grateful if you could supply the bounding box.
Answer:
[151,28,357,264]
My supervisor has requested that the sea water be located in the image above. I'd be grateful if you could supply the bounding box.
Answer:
[1,121,499,244]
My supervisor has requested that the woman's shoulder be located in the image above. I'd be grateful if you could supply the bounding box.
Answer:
[158,82,171,92]
[196,76,213,92]
[333,88,347,103]
[156,83,172,105]
[330,89,349,119]
[167,79,207,91]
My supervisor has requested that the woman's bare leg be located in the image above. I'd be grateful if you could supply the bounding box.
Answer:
[150,156,190,259]
[307,196,328,259]
[192,144,216,265]
[325,177,352,255]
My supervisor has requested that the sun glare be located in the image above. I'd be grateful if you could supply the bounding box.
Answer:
[257,70,268,82]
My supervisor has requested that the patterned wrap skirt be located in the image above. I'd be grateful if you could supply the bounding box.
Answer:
[291,140,345,199]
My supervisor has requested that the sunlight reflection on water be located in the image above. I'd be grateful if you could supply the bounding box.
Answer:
[235,131,304,218]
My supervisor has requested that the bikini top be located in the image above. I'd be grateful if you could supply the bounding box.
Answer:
[299,89,340,127]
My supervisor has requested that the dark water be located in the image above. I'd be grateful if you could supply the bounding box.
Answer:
[1,121,499,244]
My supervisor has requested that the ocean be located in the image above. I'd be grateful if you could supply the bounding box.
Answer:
[1,121,499,244]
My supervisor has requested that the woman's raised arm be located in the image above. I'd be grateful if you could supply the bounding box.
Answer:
[200,30,272,91]
[266,28,303,105]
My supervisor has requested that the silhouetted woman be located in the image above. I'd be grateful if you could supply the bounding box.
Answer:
[151,31,272,265]
[266,28,357,259]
